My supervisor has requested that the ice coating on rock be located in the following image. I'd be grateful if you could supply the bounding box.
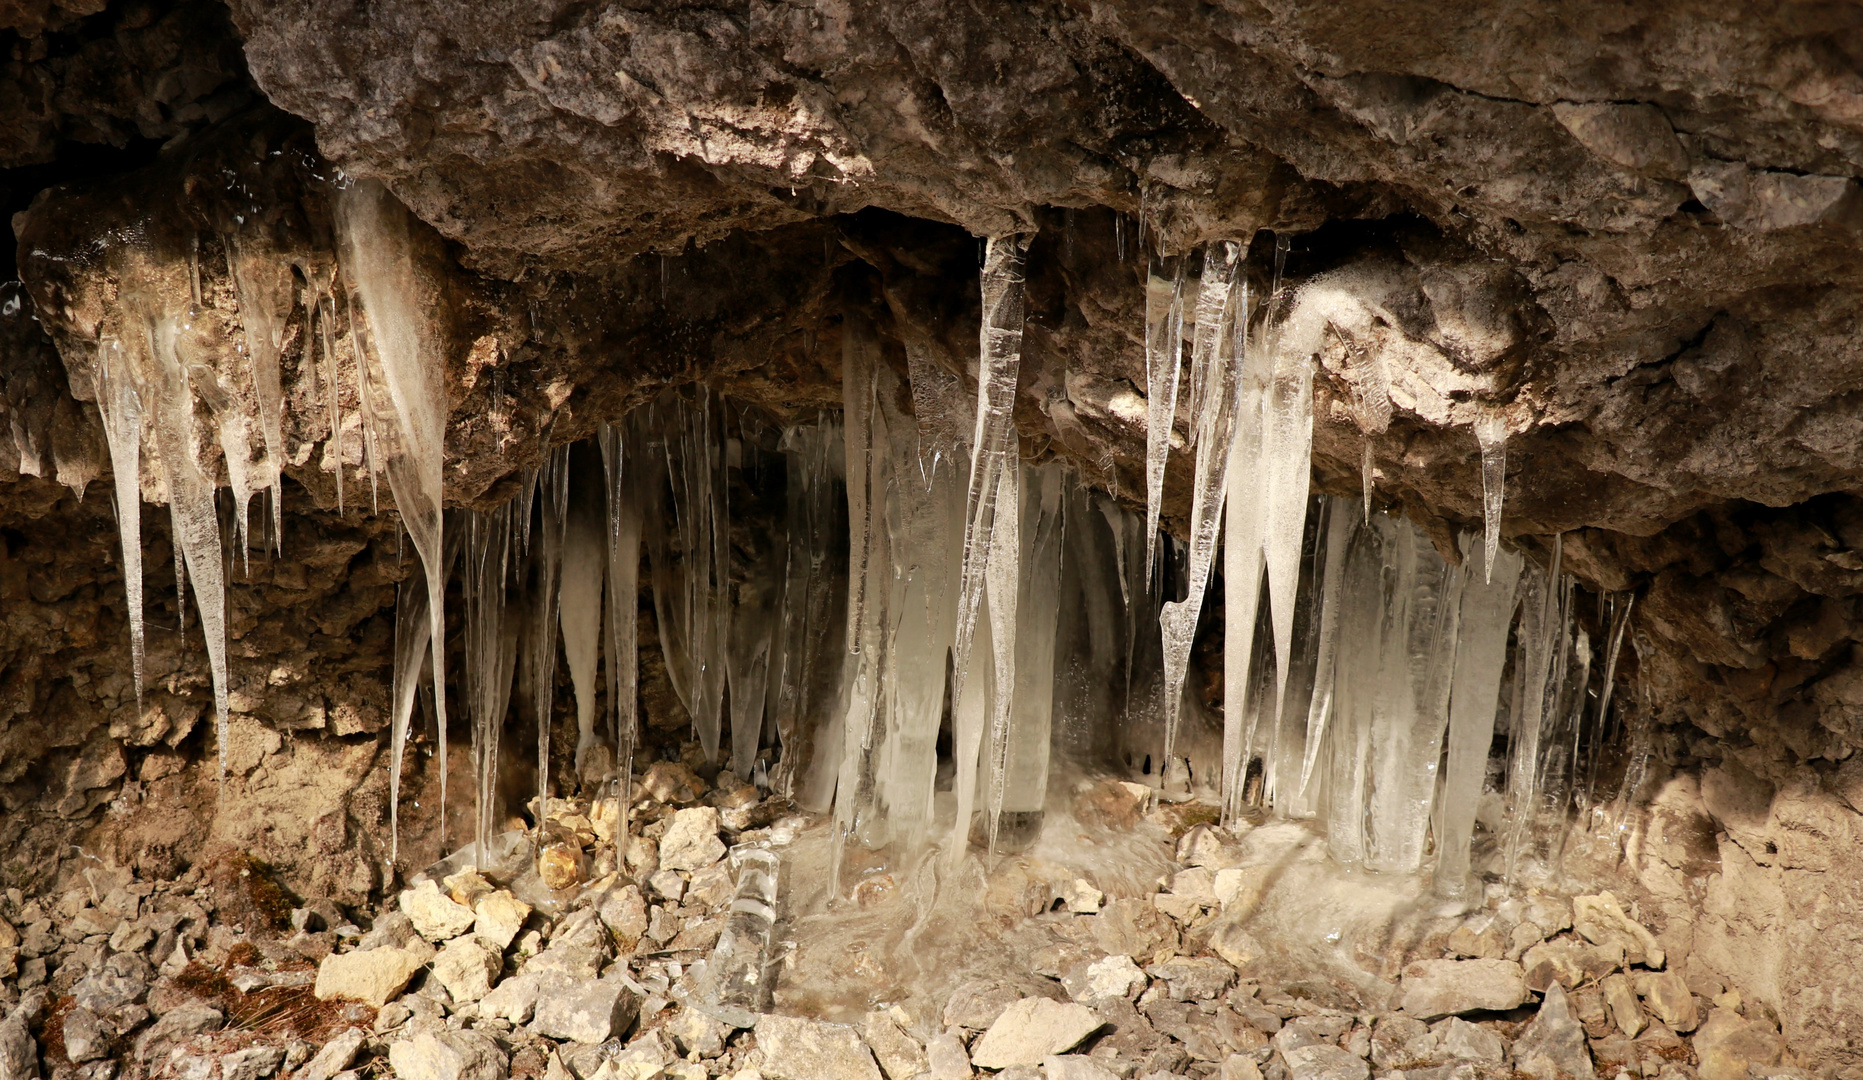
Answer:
[335,177,450,819]
[843,309,880,657]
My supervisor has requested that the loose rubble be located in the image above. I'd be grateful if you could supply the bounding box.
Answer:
[0,741,1797,1080]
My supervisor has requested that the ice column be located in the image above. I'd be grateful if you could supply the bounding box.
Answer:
[725,437,783,780]
[462,504,519,862]
[1502,536,1566,886]
[1143,255,1187,579]
[832,365,892,882]
[989,461,1065,852]
[1159,241,1244,791]
[335,179,450,819]
[769,420,847,809]
[598,421,643,833]
[560,447,607,773]
[1434,536,1523,897]
[527,449,568,826]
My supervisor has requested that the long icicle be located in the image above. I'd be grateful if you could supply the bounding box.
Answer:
[92,338,146,706]
[1160,240,1245,796]
[599,421,642,842]
[1143,255,1187,584]
[1475,407,1508,584]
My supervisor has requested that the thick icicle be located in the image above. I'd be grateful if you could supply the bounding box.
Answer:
[989,461,1064,851]
[461,505,517,863]
[335,178,451,833]
[769,419,847,809]
[725,429,784,781]
[527,449,569,831]
[1475,408,1508,584]
[950,236,1029,725]
[1159,241,1244,788]
[1502,536,1566,886]
[389,569,432,864]
[650,389,730,761]
[832,371,893,885]
[1142,255,1187,580]
[598,422,642,821]
[1435,536,1524,898]
[92,338,146,702]
[1260,317,1317,725]
[1322,514,1387,867]
[560,447,606,773]
[842,310,880,656]
[1295,497,1356,805]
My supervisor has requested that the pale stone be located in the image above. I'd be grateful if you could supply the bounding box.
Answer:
[431,935,502,1004]
[1520,938,1623,992]
[858,1011,927,1080]
[1600,973,1644,1037]
[659,807,727,872]
[1061,879,1103,914]
[1512,983,1595,1080]
[595,883,650,950]
[1635,970,1697,1032]
[442,870,496,909]
[296,1027,366,1080]
[1042,1054,1121,1080]
[1572,892,1664,968]
[62,1007,108,1063]
[387,1030,507,1080]
[1221,1055,1264,1080]
[1145,956,1234,1001]
[314,942,433,1007]
[1063,954,1147,1005]
[530,975,639,1043]
[222,1046,286,1080]
[926,1030,972,1080]
[752,1015,882,1080]
[1176,824,1244,871]
[399,880,476,943]
[1431,1017,1504,1063]
[1400,959,1529,1020]
[1693,1008,1784,1080]
[472,891,531,952]
[538,842,586,891]
[667,1007,729,1059]
[1282,1044,1370,1080]
[479,973,547,1025]
[970,998,1104,1070]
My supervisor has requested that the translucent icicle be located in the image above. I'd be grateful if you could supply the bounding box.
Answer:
[334,179,450,838]
[1159,241,1244,790]
[1323,515,1386,867]
[842,310,880,655]
[769,419,847,807]
[1261,317,1316,726]
[560,447,606,773]
[1502,536,1565,886]
[950,235,1029,725]
[226,233,289,553]
[462,504,518,864]
[92,337,146,702]
[948,587,995,869]
[1474,408,1508,584]
[598,422,642,823]
[981,455,1019,850]
[1435,535,1523,898]
[1143,255,1187,581]
[529,448,569,829]
[1296,499,1357,804]
[832,390,892,887]
[989,461,1064,852]
[725,431,783,781]
[389,571,432,865]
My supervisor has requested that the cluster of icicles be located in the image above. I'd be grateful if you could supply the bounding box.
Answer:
[84,212,1636,898]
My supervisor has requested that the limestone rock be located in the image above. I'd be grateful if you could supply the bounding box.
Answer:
[314,941,433,1007]
[643,762,708,804]
[659,807,727,872]
[1145,956,1234,1001]
[442,870,496,909]
[1400,959,1529,1020]
[62,1007,108,1063]
[530,975,639,1044]
[387,1030,508,1080]
[595,883,649,950]
[1521,938,1624,992]
[857,1011,926,1080]
[1281,1045,1370,1080]
[925,1030,973,1080]
[1572,893,1664,968]
[1635,971,1697,1032]
[666,1007,729,1059]
[944,977,1063,1031]
[1600,973,1644,1037]
[296,1027,366,1080]
[400,881,477,943]
[479,973,547,1025]
[0,1014,37,1080]
[751,1015,882,1080]
[1092,899,1177,959]
[472,891,531,952]
[1512,984,1595,1080]
[1693,1008,1784,1080]
[970,998,1104,1070]
[1061,879,1104,914]
[1431,1018,1504,1063]
[133,1002,225,1061]
[1063,955,1148,1005]
[222,1046,287,1080]
[431,935,503,1004]
[1042,1055,1122,1080]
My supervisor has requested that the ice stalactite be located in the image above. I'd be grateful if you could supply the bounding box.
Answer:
[335,178,450,823]
[726,423,784,782]
[843,310,880,658]
[1434,536,1522,899]
[1474,407,1508,583]
[1346,343,1391,518]
[1142,255,1187,582]
[1260,296,1319,730]
[1053,483,1124,770]
[950,235,1029,752]
[647,389,731,762]
[771,420,848,810]
[1160,240,1245,796]
[1502,535,1567,886]
[1294,500,1354,809]
[390,569,433,864]
[598,421,643,837]
[459,505,516,862]
[92,338,146,702]
[526,448,569,831]
[226,234,291,555]
[559,446,607,774]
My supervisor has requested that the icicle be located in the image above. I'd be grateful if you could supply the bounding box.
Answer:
[1474,407,1508,583]
[321,289,345,515]
[598,422,642,829]
[92,338,146,703]
[1261,316,1317,727]
[1159,240,1245,796]
[560,447,606,773]
[1502,535,1565,887]
[388,571,431,866]
[334,178,451,840]
[989,461,1064,852]
[1322,514,1386,867]
[1295,497,1356,806]
[769,419,845,805]
[226,233,289,555]
[832,373,892,887]
[980,453,1019,851]
[725,430,783,781]
[950,235,1030,733]
[1435,535,1524,898]
[528,447,569,832]
[842,310,880,656]
[1142,255,1187,582]
[462,504,518,864]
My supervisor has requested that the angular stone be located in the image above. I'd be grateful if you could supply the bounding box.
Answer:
[1599,973,1643,1038]
[1693,1008,1784,1080]
[1176,824,1245,871]
[666,1007,729,1059]
[222,1046,286,1080]
[944,978,1056,1030]
[1445,924,1504,960]
[643,761,707,804]
[1400,959,1529,1020]
[73,951,152,1012]
[1208,919,1263,974]
[1635,970,1697,1032]
[1221,1055,1264,1080]
[480,973,548,1025]
[1430,1018,1504,1063]
[1061,879,1103,915]
[400,880,477,943]
[1145,956,1234,1001]
[387,1030,508,1080]
[1368,1015,1430,1070]
[1512,984,1595,1080]
[531,975,639,1044]
[1521,938,1623,992]
[971,998,1104,1069]
[595,883,649,950]
[538,843,586,891]
[1091,899,1177,959]
[1043,1054,1121,1080]
[646,869,687,902]
[443,870,497,909]
[432,935,503,1004]
[752,1015,882,1080]
[472,891,531,952]
[0,1016,36,1080]
[926,1030,972,1080]
[1063,955,1147,1006]
[1572,893,1664,968]
[1281,1044,1370,1080]
[857,1011,926,1080]
[314,941,434,1007]
[658,807,727,872]
[297,1027,366,1080]
[62,1007,109,1063]
[686,864,735,909]
[133,1003,225,1062]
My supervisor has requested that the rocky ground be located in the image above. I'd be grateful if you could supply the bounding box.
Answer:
[0,746,1805,1080]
